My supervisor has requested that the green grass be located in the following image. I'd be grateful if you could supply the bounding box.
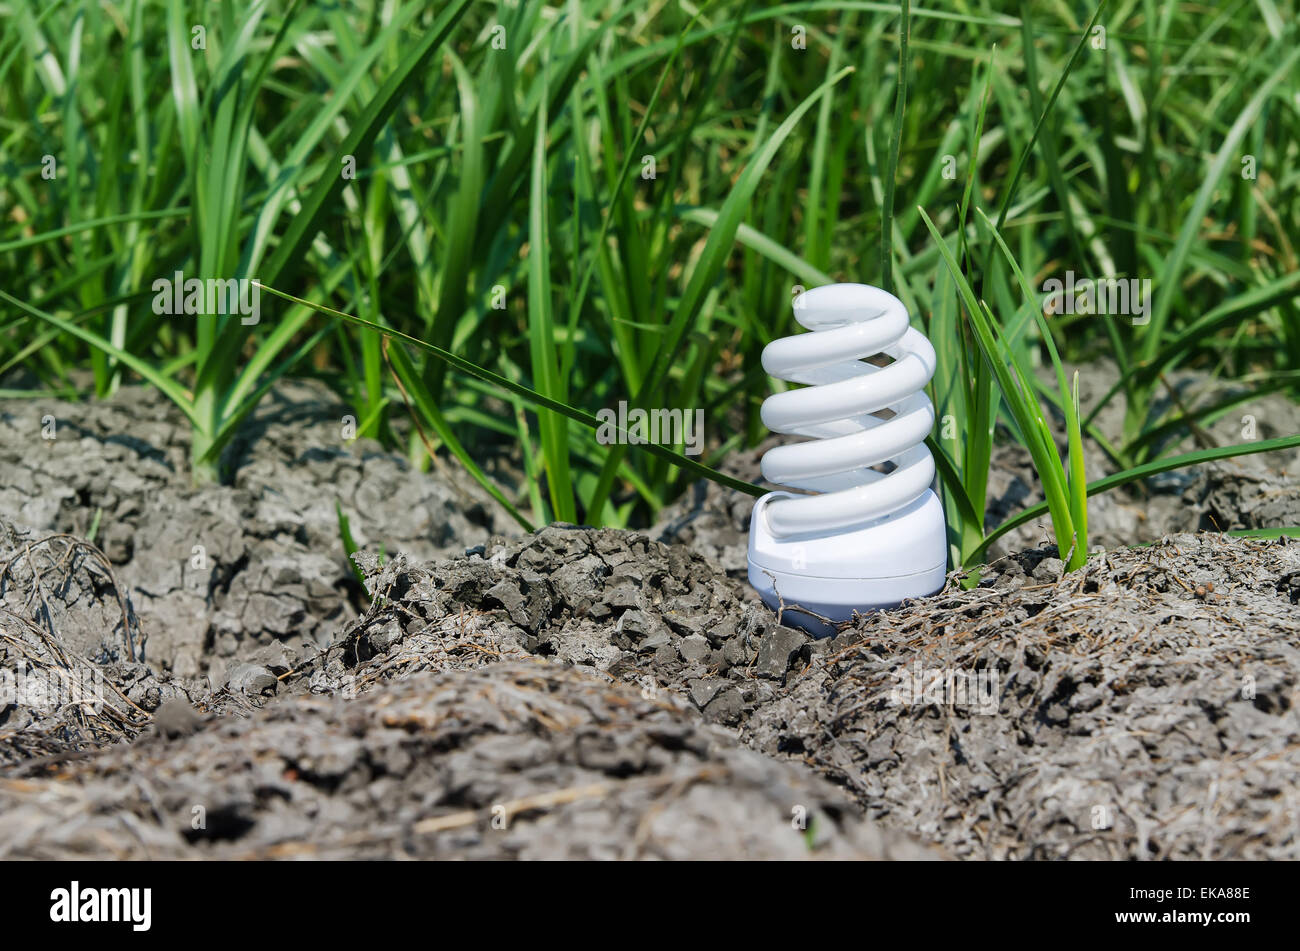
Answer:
[3,0,1300,571]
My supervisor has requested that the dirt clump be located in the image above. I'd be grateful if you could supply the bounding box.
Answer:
[0,521,178,764]
[323,528,1300,859]
[318,525,814,733]
[0,660,931,860]
[749,534,1300,859]
[0,381,515,680]
[5,512,1299,860]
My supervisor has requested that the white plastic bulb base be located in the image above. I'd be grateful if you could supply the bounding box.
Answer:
[748,488,947,637]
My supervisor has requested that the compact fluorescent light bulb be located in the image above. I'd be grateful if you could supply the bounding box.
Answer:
[747,283,947,635]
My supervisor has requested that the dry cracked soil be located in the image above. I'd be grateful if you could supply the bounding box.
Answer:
[1,370,1298,860]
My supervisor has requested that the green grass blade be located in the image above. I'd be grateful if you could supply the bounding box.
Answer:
[585,65,855,519]
[971,433,1300,562]
[880,0,909,291]
[258,0,473,289]
[0,289,201,428]
[527,67,577,522]
[253,283,766,500]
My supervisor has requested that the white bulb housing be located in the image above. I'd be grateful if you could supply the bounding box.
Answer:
[747,283,947,636]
